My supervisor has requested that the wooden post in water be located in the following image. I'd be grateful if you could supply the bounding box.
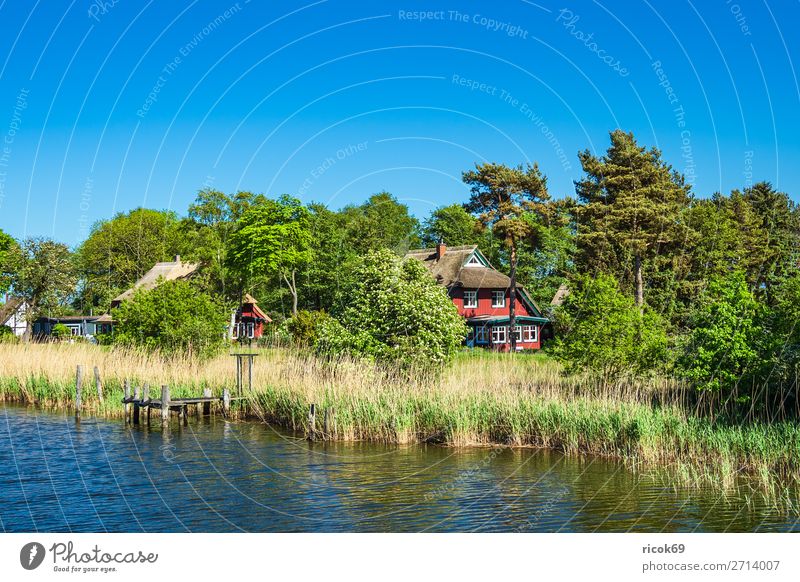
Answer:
[222,388,231,417]
[323,407,333,440]
[143,384,151,424]
[75,365,83,422]
[182,405,189,426]
[248,355,253,393]
[123,379,131,422]
[203,388,212,416]
[161,385,170,424]
[132,386,141,425]
[307,403,316,441]
[93,366,103,403]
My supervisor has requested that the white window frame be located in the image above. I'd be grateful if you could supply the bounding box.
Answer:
[491,290,506,308]
[464,255,482,267]
[491,325,507,344]
[463,290,478,308]
[475,325,488,343]
[512,325,522,342]
[67,324,81,336]
[246,322,255,339]
[522,325,537,342]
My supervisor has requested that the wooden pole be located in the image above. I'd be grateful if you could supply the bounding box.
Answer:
[323,407,333,439]
[75,365,83,422]
[203,388,212,416]
[182,405,189,426]
[222,388,230,417]
[133,386,141,425]
[248,355,253,393]
[93,366,103,403]
[307,403,316,441]
[123,379,130,422]
[236,357,242,396]
[161,385,170,424]
[143,384,150,425]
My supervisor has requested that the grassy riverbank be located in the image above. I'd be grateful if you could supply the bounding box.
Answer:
[1,342,799,496]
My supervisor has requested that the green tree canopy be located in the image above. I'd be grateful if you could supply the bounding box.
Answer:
[421,204,481,247]
[227,195,312,316]
[677,271,762,398]
[112,279,227,358]
[575,130,693,310]
[77,208,182,309]
[340,192,420,254]
[553,273,668,384]
[317,249,468,368]
[0,228,17,294]
[2,238,77,341]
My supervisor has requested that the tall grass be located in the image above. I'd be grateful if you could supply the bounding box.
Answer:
[1,342,799,494]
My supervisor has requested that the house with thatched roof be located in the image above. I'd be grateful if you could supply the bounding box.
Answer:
[405,242,549,351]
[111,255,199,308]
[0,295,27,337]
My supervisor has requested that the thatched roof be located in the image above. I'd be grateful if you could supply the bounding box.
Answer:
[404,245,494,287]
[112,256,199,304]
[405,244,546,318]
[0,297,23,325]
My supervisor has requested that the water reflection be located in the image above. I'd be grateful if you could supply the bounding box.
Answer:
[0,404,796,532]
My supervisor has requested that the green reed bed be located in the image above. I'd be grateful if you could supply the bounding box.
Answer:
[1,342,799,495]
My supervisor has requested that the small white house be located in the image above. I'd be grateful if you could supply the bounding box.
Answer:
[0,295,28,337]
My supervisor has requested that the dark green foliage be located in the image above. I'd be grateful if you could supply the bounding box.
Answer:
[77,208,183,309]
[553,274,668,383]
[575,130,692,310]
[421,204,481,247]
[112,279,227,358]
[0,228,16,294]
[284,309,332,346]
[2,238,77,341]
[339,192,421,254]
[676,272,762,398]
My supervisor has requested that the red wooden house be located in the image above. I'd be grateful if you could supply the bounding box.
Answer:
[230,294,271,340]
[405,242,549,351]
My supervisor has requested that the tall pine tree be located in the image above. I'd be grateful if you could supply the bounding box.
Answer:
[575,130,692,310]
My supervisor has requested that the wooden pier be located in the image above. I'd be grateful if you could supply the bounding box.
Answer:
[120,384,247,425]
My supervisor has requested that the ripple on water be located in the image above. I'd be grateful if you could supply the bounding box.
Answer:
[0,404,796,532]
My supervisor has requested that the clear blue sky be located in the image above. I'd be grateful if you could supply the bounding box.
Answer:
[0,0,798,246]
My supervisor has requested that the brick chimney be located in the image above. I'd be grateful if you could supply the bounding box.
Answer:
[436,238,447,260]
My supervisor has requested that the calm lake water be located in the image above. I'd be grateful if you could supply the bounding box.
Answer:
[0,403,797,532]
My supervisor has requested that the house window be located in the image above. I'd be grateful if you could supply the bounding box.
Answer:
[246,322,255,339]
[463,290,478,308]
[491,290,506,308]
[475,325,488,343]
[491,325,507,344]
[512,325,522,342]
[522,325,538,342]
[465,255,482,267]
[67,324,81,336]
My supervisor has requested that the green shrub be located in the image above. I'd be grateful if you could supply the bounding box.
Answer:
[322,249,468,368]
[553,274,668,383]
[112,279,227,358]
[284,310,332,346]
[50,323,70,340]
